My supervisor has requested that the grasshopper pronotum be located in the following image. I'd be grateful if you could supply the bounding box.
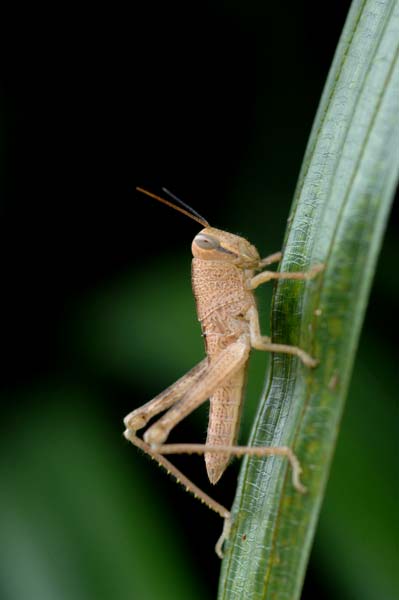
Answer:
[124,188,323,556]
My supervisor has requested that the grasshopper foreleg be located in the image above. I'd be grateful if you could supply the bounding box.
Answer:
[257,250,282,268]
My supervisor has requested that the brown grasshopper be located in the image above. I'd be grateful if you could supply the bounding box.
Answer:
[124,188,323,557]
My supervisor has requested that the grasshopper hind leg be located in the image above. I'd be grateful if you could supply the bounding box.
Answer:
[124,357,208,432]
[142,340,250,446]
[124,340,307,558]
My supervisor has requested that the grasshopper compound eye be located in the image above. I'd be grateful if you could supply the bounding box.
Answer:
[194,234,220,249]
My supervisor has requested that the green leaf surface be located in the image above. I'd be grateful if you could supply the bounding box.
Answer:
[218,1,399,598]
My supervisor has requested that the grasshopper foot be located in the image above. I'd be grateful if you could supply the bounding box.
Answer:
[215,516,232,559]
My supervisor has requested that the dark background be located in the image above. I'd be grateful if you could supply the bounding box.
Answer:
[1,3,397,599]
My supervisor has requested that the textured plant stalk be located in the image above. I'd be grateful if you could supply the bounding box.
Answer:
[218,1,399,598]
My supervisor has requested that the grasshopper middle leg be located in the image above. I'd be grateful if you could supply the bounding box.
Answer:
[247,306,318,367]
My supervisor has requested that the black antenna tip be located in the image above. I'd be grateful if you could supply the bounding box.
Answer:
[161,188,209,227]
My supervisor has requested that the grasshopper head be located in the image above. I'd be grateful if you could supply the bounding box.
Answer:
[192,227,260,269]
[134,188,260,268]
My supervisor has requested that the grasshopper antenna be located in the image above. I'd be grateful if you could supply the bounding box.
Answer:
[161,188,210,226]
[136,187,210,227]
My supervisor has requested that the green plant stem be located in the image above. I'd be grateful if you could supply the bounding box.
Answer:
[218,1,399,598]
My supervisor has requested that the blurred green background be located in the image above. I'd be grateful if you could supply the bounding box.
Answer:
[1,2,397,599]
